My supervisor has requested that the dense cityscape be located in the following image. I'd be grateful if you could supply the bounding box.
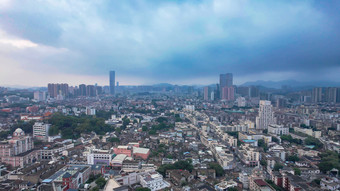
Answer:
[1,1,340,191]
[0,71,339,191]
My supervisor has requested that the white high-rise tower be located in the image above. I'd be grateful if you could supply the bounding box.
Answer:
[256,100,276,129]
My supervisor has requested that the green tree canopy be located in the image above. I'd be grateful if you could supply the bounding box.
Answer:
[209,163,225,177]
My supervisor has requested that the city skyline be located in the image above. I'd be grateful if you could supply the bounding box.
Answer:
[0,1,340,87]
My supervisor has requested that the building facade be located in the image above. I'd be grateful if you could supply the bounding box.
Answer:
[110,70,115,95]
[0,128,37,167]
[256,100,276,129]
[33,122,51,141]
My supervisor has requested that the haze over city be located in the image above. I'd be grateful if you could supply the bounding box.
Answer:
[1,0,340,87]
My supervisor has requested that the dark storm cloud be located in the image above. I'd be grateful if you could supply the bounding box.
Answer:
[0,0,339,85]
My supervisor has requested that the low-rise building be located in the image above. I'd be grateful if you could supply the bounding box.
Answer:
[268,124,289,136]
[215,180,238,191]
[139,171,170,191]
[87,148,114,165]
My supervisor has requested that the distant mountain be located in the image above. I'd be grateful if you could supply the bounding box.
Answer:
[241,80,340,89]
[152,83,174,87]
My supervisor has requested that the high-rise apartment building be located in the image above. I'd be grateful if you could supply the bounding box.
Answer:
[33,122,51,141]
[34,91,46,101]
[48,83,69,98]
[237,86,250,97]
[221,86,235,101]
[110,71,115,95]
[86,85,96,97]
[256,100,276,129]
[250,86,260,98]
[203,86,210,101]
[324,87,337,103]
[219,73,234,100]
[312,87,323,103]
[79,84,87,96]
[220,73,233,88]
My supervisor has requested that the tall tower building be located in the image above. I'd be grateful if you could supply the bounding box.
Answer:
[47,83,69,98]
[324,87,337,103]
[220,73,233,88]
[219,73,234,100]
[312,87,323,103]
[79,84,87,96]
[203,86,210,101]
[256,100,276,129]
[109,71,115,95]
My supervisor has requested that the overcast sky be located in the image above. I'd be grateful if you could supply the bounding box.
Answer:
[0,0,339,87]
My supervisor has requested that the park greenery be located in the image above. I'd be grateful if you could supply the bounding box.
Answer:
[318,151,340,173]
[0,120,36,139]
[304,136,323,149]
[280,135,302,144]
[47,113,114,139]
[95,177,107,189]
[157,160,193,177]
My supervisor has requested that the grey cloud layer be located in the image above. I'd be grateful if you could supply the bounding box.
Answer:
[0,0,339,84]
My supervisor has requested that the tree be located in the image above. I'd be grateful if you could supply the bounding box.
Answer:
[149,130,157,135]
[115,127,121,134]
[95,177,107,189]
[317,151,340,173]
[258,139,268,152]
[156,117,168,123]
[287,155,300,162]
[91,186,99,191]
[209,163,225,177]
[304,136,323,149]
[109,137,120,143]
[312,179,321,185]
[157,160,193,176]
[226,131,238,138]
[227,188,238,191]
[142,126,148,131]
[136,188,151,191]
[48,125,59,136]
[273,163,283,171]
[272,136,279,143]
[294,168,301,175]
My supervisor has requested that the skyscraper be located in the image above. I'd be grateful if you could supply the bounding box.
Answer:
[220,73,233,88]
[110,71,115,95]
[47,83,69,98]
[324,87,337,103]
[203,86,210,101]
[312,87,322,103]
[219,73,234,100]
[256,100,276,129]
[221,86,235,101]
[79,84,87,96]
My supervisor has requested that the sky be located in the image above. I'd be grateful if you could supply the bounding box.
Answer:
[0,0,339,87]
